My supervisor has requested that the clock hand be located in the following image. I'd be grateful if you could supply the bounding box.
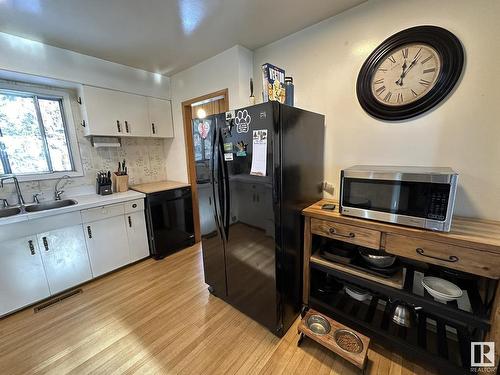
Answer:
[396,50,422,86]
[401,48,422,76]
[395,59,408,86]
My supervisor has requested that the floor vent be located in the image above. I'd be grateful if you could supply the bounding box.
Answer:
[34,289,83,313]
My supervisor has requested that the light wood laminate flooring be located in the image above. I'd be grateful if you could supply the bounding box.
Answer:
[0,244,437,374]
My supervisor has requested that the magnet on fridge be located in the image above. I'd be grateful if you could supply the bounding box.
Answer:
[224,153,234,161]
[236,141,247,156]
[223,142,233,152]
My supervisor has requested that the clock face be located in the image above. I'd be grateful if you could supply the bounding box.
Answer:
[370,43,442,106]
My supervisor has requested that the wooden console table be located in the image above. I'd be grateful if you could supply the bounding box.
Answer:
[302,199,500,372]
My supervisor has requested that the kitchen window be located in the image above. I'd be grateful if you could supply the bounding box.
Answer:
[0,83,83,181]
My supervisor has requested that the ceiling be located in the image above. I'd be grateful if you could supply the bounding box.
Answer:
[0,0,366,75]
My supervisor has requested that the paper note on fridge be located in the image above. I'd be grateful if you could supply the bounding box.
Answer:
[250,129,267,176]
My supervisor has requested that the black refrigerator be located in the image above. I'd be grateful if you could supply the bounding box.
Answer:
[195,102,324,337]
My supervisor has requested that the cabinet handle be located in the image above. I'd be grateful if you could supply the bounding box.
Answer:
[87,226,92,239]
[416,248,459,263]
[117,120,121,132]
[81,120,86,128]
[152,123,156,134]
[328,227,355,238]
[125,121,129,133]
[128,215,132,227]
[28,240,35,255]
[42,236,49,251]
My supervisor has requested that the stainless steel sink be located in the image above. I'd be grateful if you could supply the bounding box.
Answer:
[0,207,22,218]
[25,199,78,212]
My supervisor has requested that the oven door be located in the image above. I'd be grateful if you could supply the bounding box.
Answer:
[340,175,455,230]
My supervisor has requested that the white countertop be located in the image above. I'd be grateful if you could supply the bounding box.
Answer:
[0,190,145,226]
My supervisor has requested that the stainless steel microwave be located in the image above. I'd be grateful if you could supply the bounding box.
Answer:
[339,166,458,232]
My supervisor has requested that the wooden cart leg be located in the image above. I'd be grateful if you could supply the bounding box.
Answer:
[297,332,305,347]
[301,305,309,318]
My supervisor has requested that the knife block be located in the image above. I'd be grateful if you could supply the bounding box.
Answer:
[96,181,112,195]
[112,173,129,193]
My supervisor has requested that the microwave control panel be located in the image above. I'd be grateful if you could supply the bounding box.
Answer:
[428,191,449,221]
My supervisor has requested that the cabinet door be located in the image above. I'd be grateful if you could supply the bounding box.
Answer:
[120,92,149,137]
[0,237,50,316]
[84,216,130,277]
[81,85,124,136]
[37,225,92,295]
[148,97,174,138]
[126,211,150,262]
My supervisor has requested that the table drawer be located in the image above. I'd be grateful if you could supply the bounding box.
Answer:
[310,218,381,250]
[385,234,500,279]
[81,203,125,223]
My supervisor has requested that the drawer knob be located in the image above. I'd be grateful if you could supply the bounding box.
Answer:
[132,203,137,208]
[329,227,355,238]
[416,247,459,263]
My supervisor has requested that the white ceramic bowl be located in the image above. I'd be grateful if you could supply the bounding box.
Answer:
[344,286,371,302]
[421,276,463,302]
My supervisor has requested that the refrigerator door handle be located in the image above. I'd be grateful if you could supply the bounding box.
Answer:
[218,130,230,239]
[211,121,225,242]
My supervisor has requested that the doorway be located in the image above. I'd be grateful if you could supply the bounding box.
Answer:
[181,89,229,242]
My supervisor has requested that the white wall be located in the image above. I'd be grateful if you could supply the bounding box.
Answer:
[252,0,500,220]
[166,45,253,182]
[0,32,170,98]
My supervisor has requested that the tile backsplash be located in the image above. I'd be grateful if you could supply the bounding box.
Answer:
[1,94,168,202]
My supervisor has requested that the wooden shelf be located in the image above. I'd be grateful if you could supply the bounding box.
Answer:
[310,261,491,329]
[310,253,405,289]
[302,199,500,369]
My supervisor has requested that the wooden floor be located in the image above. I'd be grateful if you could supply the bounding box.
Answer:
[0,244,437,374]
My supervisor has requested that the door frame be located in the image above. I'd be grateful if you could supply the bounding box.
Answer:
[182,89,229,242]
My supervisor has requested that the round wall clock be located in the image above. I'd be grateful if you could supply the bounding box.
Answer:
[356,25,464,121]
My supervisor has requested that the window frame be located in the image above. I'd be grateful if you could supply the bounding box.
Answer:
[0,82,83,182]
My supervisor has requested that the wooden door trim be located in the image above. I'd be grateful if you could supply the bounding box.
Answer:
[182,88,229,243]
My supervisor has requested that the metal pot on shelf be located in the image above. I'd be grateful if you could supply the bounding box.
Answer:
[390,300,422,328]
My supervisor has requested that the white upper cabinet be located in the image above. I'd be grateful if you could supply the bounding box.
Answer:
[118,91,150,137]
[148,97,174,138]
[79,85,173,138]
[80,85,123,136]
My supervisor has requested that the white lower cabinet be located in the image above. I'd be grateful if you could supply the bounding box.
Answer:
[126,211,150,262]
[0,236,50,316]
[84,215,131,277]
[0,198,149,317]
[37,225,92,295]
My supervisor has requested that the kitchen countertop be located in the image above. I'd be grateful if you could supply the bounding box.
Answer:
[0,190,145,226]
[130,180,190,194]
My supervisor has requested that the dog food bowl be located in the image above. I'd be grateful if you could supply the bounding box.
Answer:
[306,314,331,335]
[333,329,364,353]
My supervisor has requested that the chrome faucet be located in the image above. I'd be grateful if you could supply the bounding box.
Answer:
[54,175,70,200]
[0,175,25,206]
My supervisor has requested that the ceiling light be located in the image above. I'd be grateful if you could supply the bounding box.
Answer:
[196,108,206,119]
